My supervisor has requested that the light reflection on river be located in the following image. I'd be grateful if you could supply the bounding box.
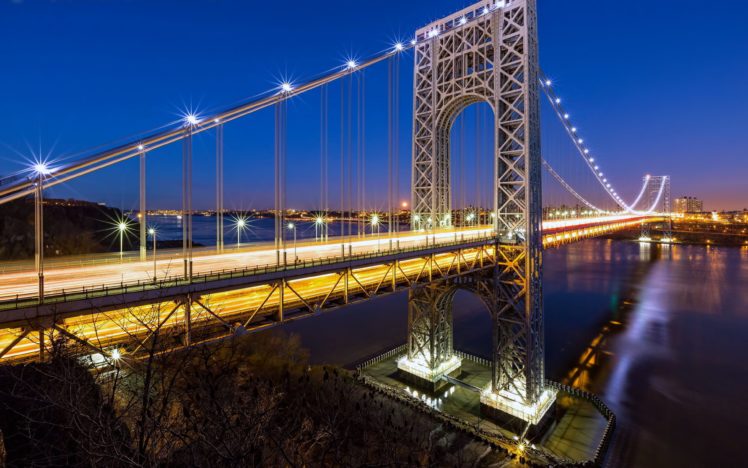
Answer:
[275,239,748,467]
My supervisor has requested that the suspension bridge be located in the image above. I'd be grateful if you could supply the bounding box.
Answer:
[0,0,671,428]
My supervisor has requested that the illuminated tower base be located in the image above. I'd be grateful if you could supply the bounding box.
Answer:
[399,282,462,392]
[397,354,462,392]
[480,385,557,426]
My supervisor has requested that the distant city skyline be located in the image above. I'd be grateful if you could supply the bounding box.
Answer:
[1,0,746,210]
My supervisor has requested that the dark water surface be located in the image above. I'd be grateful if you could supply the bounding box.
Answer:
[274,239,748,467]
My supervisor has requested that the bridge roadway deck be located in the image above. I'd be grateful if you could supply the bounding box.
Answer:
[0,216,651,362]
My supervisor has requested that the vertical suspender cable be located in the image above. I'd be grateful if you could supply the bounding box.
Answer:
[275,102,280,262]
[356,73,362,236]
[347,74,353,240]
[361,71,366,237]
[216,124,224,253]
[34,173,44,301]
[340,79,345,248]
[281,100,288,259]
[139,151,146,260]
[394,53,400,234]
[320,84,329,241]
[460,114,465,226]
[182,126,193,280]
[476,106,482,225]
[274,99,288,264]
[387,58,393,236]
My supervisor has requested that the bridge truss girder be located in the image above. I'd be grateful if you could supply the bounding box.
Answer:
[0,244,496,364]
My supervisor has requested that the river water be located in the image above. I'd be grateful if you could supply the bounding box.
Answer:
[162,215,748,466]
[279,239,748,467]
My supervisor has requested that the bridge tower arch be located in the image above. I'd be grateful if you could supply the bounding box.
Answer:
[405,0,553,425]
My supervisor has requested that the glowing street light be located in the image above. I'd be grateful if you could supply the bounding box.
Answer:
[371,214,381,249]
[110,348,121,362]
[315,216,325,242]
[148,227,157,282]
[394,42,404,52]
[280,82,294,93]
[235,217,247,247]
[346,59,357,69]
[116,220,131,260]
[185,114,199,126]
[288,223,297,262]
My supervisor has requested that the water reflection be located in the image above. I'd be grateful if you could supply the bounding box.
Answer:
[276,239,747,467]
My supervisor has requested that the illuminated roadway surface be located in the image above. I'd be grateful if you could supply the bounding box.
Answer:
[0,215,650,302]
[0,215,654,362]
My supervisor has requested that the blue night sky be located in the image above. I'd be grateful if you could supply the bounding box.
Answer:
[1,0,746,211]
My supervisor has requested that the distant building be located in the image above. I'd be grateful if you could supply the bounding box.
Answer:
[674,196,703,213]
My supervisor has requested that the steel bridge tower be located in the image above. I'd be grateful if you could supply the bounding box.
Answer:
[640,175,672,242]
[403,0,554,425]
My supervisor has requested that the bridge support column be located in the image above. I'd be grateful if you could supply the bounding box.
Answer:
[183,294,192,346]
[344,268,349,304]
[277,279,285,322]
[398,282,461,392]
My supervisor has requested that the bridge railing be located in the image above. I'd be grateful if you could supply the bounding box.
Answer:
[0,231,497,311]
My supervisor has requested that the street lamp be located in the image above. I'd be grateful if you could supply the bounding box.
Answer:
[31,162,52,301]
[371,214,380,250]
[288,223,297,262]
[236,217,246,247]
[315,216,325,242]
[118,222,128,260]
[148,227,157,282]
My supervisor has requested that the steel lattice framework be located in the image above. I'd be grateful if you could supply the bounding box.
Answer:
[640,175,672,240]
[406,0,549,422]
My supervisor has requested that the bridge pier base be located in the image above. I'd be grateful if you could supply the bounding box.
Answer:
[399,271,558,427]
[397,283,462,393]
[479,385,557,427]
